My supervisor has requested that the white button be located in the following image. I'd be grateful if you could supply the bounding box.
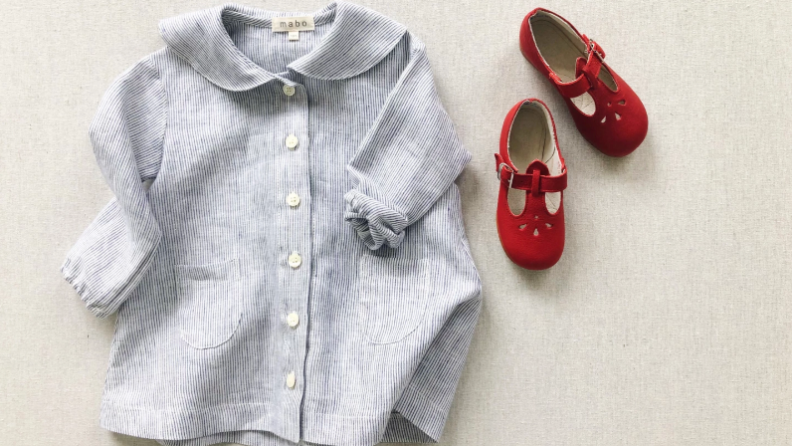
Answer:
[285,134,299,150]
[282,84,295,96]
[288,252,302,268]
[286,371,296,389]
[287,312,299,328]
[286,192,300,207]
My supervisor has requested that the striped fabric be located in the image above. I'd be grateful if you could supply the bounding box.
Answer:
[60,2,482,445]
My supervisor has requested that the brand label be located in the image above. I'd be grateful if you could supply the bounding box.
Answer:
[271,16,315,32]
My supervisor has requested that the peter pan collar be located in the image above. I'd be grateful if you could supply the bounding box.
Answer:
[158,1,407,91]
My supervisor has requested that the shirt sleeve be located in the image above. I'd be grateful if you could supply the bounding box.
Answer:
[343,35,471,250]
[60,56,167,318]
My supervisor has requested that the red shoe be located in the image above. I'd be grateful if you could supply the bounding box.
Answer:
[495,99,567,270]
[520,8,648,157]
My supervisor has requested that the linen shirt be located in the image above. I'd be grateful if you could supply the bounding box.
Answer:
[60,2,482,445]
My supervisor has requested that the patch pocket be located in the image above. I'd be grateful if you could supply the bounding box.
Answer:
[175,258,242,349]
[358,255,429,344]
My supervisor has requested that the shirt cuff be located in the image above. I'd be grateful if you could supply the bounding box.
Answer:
[343,189,409,250]
[60,257,115,318]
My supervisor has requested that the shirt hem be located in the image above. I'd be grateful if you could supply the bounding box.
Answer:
[98,399,444,446]
[99,400,295,443]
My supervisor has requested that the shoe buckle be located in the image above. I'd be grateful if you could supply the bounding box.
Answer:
[497,163,514,188]
[587,39,605,61]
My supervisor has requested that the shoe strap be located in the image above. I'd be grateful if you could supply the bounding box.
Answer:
[495,154,567,195]
[549,36,605,98]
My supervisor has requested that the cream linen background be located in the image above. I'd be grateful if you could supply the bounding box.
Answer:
[1,0,790,445]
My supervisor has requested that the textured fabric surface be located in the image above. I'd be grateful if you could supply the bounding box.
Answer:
[2,1,792,446]
[56,2,482,445]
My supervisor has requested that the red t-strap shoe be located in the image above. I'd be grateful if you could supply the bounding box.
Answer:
[496,99,567,270]
[520,8,648,157]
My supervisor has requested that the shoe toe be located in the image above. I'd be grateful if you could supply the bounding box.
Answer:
[504,236,564,270]
[601,95,648,157]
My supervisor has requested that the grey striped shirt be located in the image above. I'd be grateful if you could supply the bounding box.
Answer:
[60,2,482,445]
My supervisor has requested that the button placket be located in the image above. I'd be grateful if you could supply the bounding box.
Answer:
[280,80,310,406]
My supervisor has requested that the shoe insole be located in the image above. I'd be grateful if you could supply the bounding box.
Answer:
[507,104,560,215]
[509,105,553,171]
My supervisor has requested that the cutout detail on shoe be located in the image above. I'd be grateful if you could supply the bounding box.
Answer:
[570,92,596,116]
[615,112,621,121]
[533,228,539,236]
[507,189,526,216]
